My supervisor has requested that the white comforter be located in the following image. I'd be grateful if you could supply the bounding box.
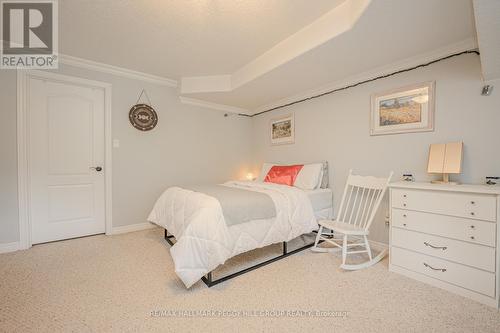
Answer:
[147,181,317,288]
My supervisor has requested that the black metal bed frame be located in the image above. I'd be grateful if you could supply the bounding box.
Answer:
[163,228,318,287]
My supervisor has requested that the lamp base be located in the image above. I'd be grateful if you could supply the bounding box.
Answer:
[431,173,460,185]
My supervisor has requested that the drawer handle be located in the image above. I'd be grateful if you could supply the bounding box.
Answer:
[470,212,475,216]
[423,262,446,272]
[470,236,475,240]
[403,214,407,218]
[470,201,476,205]
[470,225,475,229]
[403,194,407,198]
[403,203,407,207]
[403,223,407,227]
[424,242,447,250]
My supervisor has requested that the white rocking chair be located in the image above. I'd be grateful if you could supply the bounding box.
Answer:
[312,170,393,270]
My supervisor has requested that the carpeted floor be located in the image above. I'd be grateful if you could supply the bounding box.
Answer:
[1,227,499,333]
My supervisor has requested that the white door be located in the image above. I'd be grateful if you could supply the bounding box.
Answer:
[29,78,106,244]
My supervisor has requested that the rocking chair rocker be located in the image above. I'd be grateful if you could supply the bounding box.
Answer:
[312,170,393,270]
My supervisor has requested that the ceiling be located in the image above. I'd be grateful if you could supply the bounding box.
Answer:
[60,0,343,78]
[60,0,486,114]
[473,0,500,81]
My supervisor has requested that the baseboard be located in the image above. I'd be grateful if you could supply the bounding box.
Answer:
[0,241,21,254]
[111,222,157,235]
[349,236,388,251]
[2,224,159,250]
[369,239,389,251]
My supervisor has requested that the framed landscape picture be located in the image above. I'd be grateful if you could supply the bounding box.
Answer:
[370,81,435,136]
[270,113,294,145]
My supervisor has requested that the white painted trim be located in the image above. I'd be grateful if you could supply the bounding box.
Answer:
[17,70,113,249]
[0,242,21,254]
[17,69,30,250]
[252,38,478,115]
[0,44,178,87]
[179,96,250,115]
[59,54,178,88]
[112,222,157,235]
[22,69,113,90]
[104,83,113,237]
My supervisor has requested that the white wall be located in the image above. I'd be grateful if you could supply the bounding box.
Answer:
[252,54,500,243]
[0,64,253,244]
[2,52,499,247]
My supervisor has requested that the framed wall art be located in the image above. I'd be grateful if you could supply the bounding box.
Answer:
[270,113,294,145]
[370,81,435,136]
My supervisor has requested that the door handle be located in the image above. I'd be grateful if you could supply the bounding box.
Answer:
[90,166,103,172]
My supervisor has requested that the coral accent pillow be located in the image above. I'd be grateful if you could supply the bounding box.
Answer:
[264,165,304,186]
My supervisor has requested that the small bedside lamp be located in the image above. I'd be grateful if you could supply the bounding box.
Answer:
[427,142,463,185]
[246,173,255,181]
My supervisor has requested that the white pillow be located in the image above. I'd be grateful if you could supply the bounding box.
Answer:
[317,167,324,188]
[257,163,275,182]
[294,163,323,190]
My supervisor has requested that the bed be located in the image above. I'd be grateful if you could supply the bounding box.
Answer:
[307,188,334,220]
[148,163,332,288]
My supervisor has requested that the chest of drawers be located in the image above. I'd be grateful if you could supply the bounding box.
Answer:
[388,182,500,307]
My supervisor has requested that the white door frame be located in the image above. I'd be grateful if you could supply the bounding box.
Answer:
[17,69,113,249]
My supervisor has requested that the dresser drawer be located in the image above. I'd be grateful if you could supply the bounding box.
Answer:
[391,228,496,272]
[392,209,496,247]
[391,247,496,297]
[392,189,497,222]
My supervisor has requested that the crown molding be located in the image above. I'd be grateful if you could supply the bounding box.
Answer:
[1,40,178,87]
[179,96,249,115]
[252,38,478,115]
[59,54,178,87]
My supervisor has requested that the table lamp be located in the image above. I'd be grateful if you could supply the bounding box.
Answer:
[427,142,463,185]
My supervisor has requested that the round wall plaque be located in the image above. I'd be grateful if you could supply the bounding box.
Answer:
[129,104,158,131]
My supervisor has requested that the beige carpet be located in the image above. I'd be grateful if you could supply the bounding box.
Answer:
[1,228,499,333]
